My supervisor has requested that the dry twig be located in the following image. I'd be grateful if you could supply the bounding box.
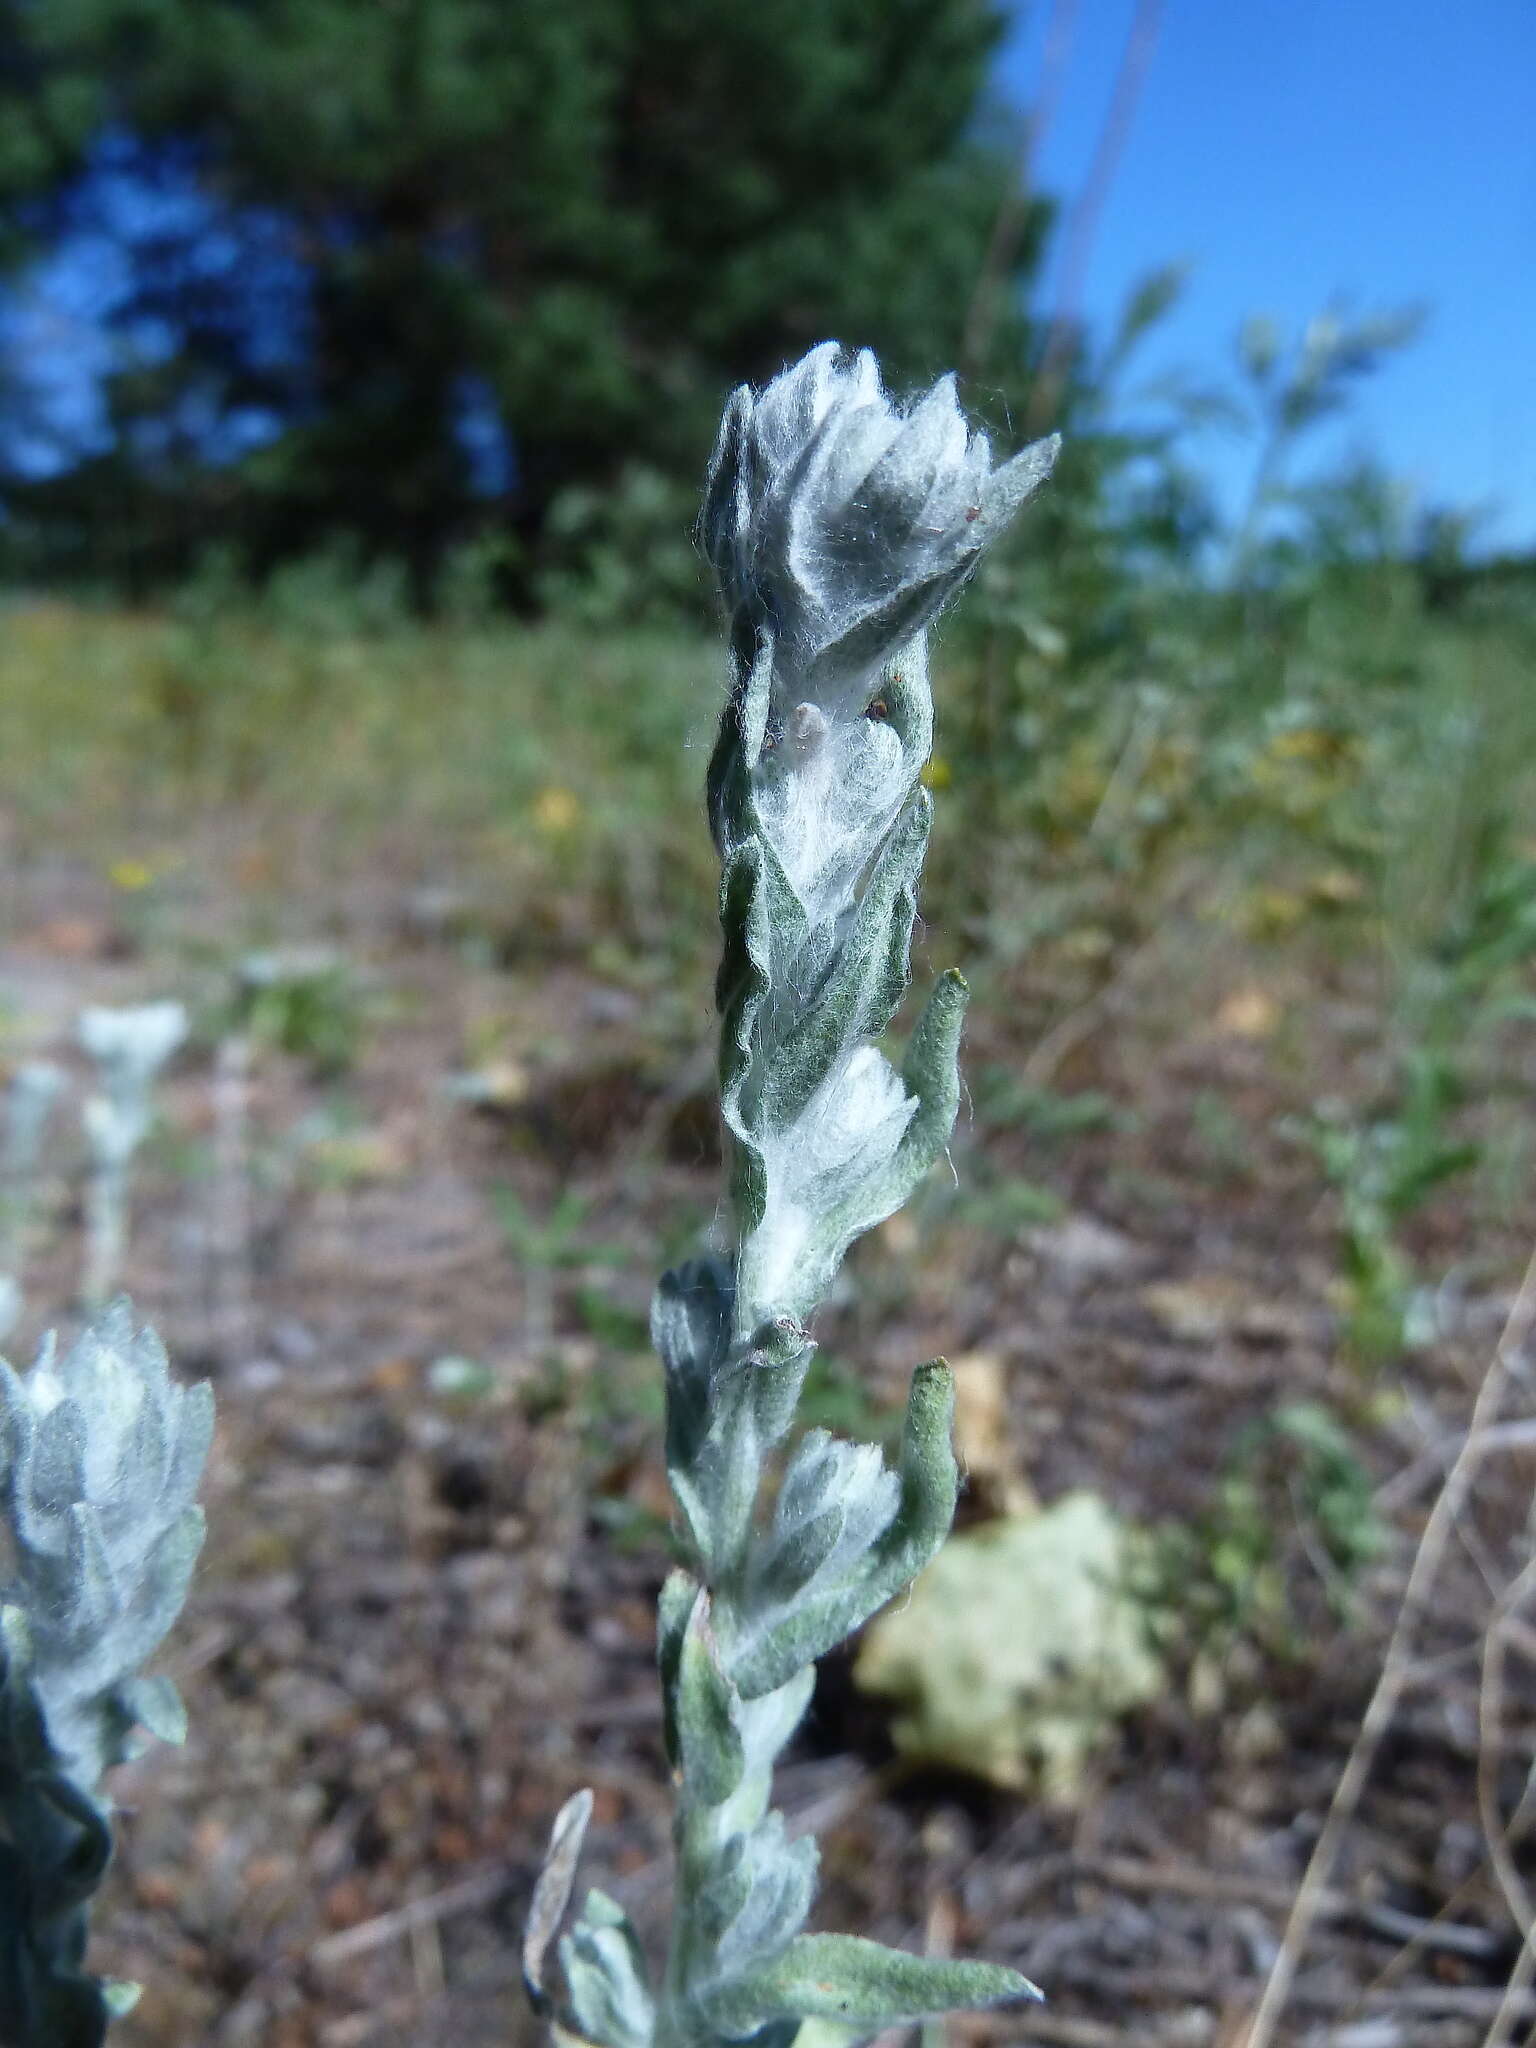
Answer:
[310,1865,515,1970]
[1240,1243,1536,2048]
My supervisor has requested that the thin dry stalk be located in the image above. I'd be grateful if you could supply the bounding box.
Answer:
[1486,1935,1536,2048]
[1478,1550,1536,1937]
[211,1033,256,1362]
[1478,1549,1536,2048]
[309,1865,513,1970]
[1241,1242,1536,2048]
[1019,868,1200,1090]
[1025,0,1164,437]
[958,0,1079,381]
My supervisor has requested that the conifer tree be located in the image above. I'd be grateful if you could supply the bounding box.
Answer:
[0,0,1047,591]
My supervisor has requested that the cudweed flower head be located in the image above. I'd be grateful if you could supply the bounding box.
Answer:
[78,1003,187,1170]
[529,346,1058,2048]
[78,1001,188,1308]
[0,1300,212,2045]
[701,346,1056,932]
[702,340,1059,718]
[76,1003,187,1084]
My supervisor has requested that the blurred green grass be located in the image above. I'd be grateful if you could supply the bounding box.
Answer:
[3,550,1535,1442]
[5,562,1534,1019]
[0,589,723,957]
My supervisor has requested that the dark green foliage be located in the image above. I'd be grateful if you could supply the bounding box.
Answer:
[1138,1400,1384,1666]
[0,0,1046,596]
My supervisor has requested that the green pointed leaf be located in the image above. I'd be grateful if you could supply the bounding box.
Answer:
[703,1933,1040,2035]
[654,1258,735,1556]
[675,1590,743,1807]
[731,1363,957,1699]
[63,1507,119,1638]
[709,1814,818,1978]
[26,1400,87,1536]
[889,968,969,1188]
[753,795,930,1138]
[117,1674,187,1747]
[523,1787,595,2014]
[656,1570,697,1770]
[561,1888,655,2048]
[707,630,775,860]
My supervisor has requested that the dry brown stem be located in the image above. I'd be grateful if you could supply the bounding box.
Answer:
[1241,1242,1536,2048]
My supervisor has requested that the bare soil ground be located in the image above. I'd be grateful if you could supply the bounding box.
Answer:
[3,831,1535,2048]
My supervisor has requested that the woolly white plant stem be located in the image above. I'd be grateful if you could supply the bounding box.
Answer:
[78,1004,187,1309]
[527,345,1058,2048]
[0,1062,66,1341]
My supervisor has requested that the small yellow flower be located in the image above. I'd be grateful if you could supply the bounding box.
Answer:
[533,785,581,834]
[1215,986,1280,1039]
[1267,726,1337,763]
[1239,886,1309,940]
[1309,868,1365,908]
[921,754,953,792]
[108,859,155,892]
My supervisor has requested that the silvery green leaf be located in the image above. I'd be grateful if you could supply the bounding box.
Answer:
[0,1303,211,1792]
[652,1258,734,1496]
[23,1398,89,1549]
[701,1933,1040,2037]
[663,1318,815,1578]
[736,1037,919,1330]
[652,1260,734,1387]
[748,1433,899,1613]
[716,834,808,1240]
[707,630,778,862]
[561,1889,655,2048]
[675,1590,744,1809]
[795,969,969,1301]
[747,795,930,1140]
[730,1364,957,1701]
[656,1570,697,1773]
[116,1674,187,1747]
[749,681,928,923]
[523,1787,595,2014]
[707,1814,817,1980]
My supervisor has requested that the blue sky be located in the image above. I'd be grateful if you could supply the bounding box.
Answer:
[4,5,1533,550]
[995,0,1536,549]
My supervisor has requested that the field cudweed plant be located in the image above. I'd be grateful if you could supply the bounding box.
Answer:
[525,344,1059,2048]
[0,1303,212,2046]
[78,1003,188,1311]
[0,341,1056,2047]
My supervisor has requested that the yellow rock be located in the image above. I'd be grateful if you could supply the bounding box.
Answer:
[856,1494,1165,1802]
[1214,985,1280,1039]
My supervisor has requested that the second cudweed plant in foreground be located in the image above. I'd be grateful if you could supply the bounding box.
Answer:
[526,345,1059,2048]
[0,1303,212,2045]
